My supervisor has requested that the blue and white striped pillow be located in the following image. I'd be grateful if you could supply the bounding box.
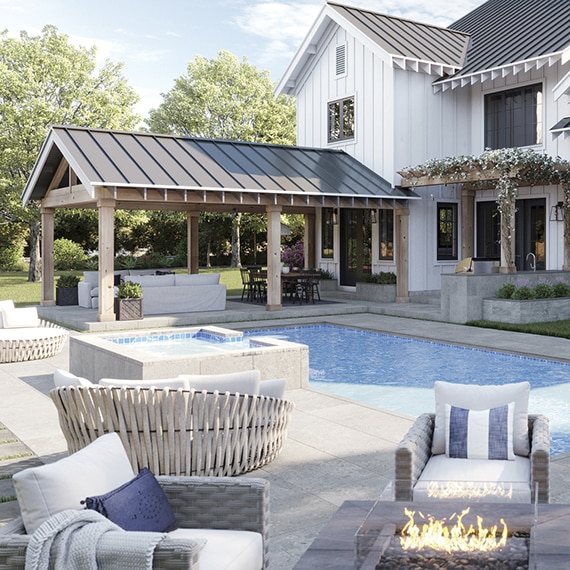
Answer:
[445,402,515,460]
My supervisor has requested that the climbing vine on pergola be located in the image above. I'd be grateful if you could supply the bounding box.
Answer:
[399,148,570,272]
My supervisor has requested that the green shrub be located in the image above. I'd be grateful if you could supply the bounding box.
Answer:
[54,238,88,270]
[511,285,536,300]
[317,269,335,280]
[0,244,25,271]
[56,274,81,288]
[496,282,516,299]
[363,271,397,284]
[117,281,142,299]
[115,254,139,270]
[534,283,554,298]
[553,281,570,298]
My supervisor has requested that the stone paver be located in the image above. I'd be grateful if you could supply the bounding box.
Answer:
[1,299,569,570]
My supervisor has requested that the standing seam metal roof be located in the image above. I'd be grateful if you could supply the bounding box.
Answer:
[23,126,418,204]
[450,0,570,76]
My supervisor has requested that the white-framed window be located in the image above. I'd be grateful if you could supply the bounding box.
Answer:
[328,96,354,143]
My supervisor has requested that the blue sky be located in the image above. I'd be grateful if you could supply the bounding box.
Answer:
[1,0,483,118]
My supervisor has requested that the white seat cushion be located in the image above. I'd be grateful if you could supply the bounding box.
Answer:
[414,454,531,503]
[169,528,263,570]
[13,433,135,534]
[259,378,287,399]
[0,306,39,328]
[0,300,15,327]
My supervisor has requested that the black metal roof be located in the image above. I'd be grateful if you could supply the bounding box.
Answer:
[328,2,470,68]
[450,0,570,76]
[23,126,417,206]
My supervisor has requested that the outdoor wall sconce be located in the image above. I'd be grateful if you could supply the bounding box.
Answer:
[369,209,377,224]
[331,208,338,225]
[550,201,564,222]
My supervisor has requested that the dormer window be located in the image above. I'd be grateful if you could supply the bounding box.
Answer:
[328,97,354,143]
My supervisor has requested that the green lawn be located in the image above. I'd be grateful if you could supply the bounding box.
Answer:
[0,267,244,306]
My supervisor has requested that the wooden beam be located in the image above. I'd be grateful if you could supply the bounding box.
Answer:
[42,184,94,207]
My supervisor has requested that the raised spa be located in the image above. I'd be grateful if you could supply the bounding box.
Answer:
[69,325,308,389]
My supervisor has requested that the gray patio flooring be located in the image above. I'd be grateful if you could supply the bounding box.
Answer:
[1,298,570,569]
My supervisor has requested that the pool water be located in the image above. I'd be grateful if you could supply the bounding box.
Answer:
[245,325,570,455]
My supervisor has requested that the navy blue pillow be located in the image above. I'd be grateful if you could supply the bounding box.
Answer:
[82,468,177,532]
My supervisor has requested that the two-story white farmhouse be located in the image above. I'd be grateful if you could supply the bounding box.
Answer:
[277,0,570,296]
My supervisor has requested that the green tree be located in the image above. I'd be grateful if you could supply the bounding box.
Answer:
[146,50,297,266]
[0,25,141,281]
[146,50,296,144]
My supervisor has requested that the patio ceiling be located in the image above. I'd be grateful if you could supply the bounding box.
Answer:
[23,126,418,213]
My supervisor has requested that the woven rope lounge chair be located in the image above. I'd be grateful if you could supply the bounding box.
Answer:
[0,301,68,364]
[50,385,295,477]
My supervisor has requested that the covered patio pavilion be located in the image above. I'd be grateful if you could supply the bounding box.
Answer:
[22,126,417,322]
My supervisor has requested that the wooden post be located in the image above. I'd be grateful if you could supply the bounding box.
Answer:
[499,189,516,274]
[97,194,116,322]
[266,205,282,311]
[40,207,55,306]
[187,210,200,274]
[461,188,475,259]
[304,212,316,269]
[395,207,410,303]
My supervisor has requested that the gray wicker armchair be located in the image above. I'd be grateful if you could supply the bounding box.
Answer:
[0,476,270,570]
[395,413,550,503]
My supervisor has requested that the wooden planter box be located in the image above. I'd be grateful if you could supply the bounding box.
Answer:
[56,287,78,306]
[355,282,396,303]
[114,298,144,321]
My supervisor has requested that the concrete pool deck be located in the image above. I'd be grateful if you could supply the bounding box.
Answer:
[1,300,570,569]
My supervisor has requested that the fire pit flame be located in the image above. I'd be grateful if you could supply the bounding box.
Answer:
[400,507,508,554]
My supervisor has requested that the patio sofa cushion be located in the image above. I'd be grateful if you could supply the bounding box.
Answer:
[433,381,530,456]
[258,378,287,399]
[178,369,261,395]
[174,273,220,286]
[99,377,187,389]
[445,402,515,460]
[413,453,531,503]
[0,306,39,328]
[13,433,135,534]
[169,528,263,570]
[0,300,14,327]
[126,274,176,287]
[54,368,92,388]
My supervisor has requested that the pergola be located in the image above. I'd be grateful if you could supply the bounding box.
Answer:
[22,126,417,322]
[398,152,570,273]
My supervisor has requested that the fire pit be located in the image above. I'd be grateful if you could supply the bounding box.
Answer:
[355,502,534,570]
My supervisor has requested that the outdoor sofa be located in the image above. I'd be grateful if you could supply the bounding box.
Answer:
[50,369,294,477]
[78,270,226,314]
[0,433,269,569]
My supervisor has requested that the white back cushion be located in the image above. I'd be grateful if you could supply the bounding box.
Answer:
[126,274,175,287]
[99,377,187,389]
[13,433,134,534]
[1,306,39,328]
[179,369,261,395]
[53,369,93,388]
[174,273,220,286]
[259,378,287,399]
[0,300,15,327]
[433,381,530,456]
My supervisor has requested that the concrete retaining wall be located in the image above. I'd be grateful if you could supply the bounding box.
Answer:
[483,297,570,324]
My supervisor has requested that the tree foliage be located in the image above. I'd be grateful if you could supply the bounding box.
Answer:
[0,25,141,280]
[146,50,296,145]
[146,50,297,267]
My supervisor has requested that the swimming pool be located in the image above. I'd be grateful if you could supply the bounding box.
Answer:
[245,325,570,455]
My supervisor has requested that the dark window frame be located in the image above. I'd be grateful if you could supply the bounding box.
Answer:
[328,96,355,143]
[378,209,394,260]
[437,203,458,261]
[484,83,543,149]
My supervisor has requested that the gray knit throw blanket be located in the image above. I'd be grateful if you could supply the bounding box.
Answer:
[25,509,166,570]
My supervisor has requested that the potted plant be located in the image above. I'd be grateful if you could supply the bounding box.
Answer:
[56,274,80,306]
[114,281,143,320]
